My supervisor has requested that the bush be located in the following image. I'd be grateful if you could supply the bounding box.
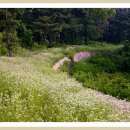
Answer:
[116,41,130,72]
[89,55,118,73]
[71,62,130,101]
[63,49,76,59]
[13,46,31,57]
[60,61,69,72]
[0,44,8,56]
[71,61,101,75]
[32,42,47,51]
[0,32,7,56]
[91,73,130,100]
[88,41,106,46]
[62,46,130,101]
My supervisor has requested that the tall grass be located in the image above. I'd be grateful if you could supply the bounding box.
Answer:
[0,44,129,121]
[66,43,130,101]
[63,41,122,58]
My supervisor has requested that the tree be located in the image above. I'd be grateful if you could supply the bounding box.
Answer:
[4,9,20,56]
[0,8,19,57]
[17,9,35,51]
[33,9,74,46]
[0,8,126,53]
[103,9,130,43]
[73,9,115,44]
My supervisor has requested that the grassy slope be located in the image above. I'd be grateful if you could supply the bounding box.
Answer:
[0,44,130,122]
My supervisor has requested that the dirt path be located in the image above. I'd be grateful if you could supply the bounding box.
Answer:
[53,51,93,70]
[53,57,70,70]
[74,51,91,62]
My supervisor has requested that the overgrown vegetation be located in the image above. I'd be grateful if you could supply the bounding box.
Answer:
[0,45,130,122]
[62,42,130,101]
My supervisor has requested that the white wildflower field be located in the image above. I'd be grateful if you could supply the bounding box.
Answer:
[0,47,130,122]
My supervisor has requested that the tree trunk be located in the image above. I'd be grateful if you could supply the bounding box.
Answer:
[29,41,34,51]
[8,48,12,57]
[6,31,12,57]
[6,34,12,57]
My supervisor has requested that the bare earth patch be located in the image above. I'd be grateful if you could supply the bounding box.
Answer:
[53,51,94,70]
[53,57,70,70]
[74,51,91,62]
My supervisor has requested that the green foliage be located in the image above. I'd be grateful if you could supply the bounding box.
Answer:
[0,8,118,56]
[63,49,76,59]
[13,47,31,57]
[0,44,8,56]
[88,42,130,73]
[60,61,69,72]
[19,25,33,49]
[104,9,130,43]
[61,42,130,101]
[0,71,65,121]
[0,47,129,122]
[113,41,130,72]
[89,56,118,73]
[0,32,3,43]
[72,62,100,76]
[0,32,7,56]
[11,31,20,47]
[87,25,101,40]
[70,60,130,101]
[80,8,115,44]
[32,42,47,51]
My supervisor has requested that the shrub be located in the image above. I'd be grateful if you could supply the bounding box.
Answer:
[0,44,8,56]
[32,42,47,51]
[13,46,31,57]
[71,62,130,101]
[0,32,7,56]
[72,61,101,75]
[60,61,69,72]
[66,48,130,101]
[89,55,118,73]
[116,41,130,72]
[63,49,76,59]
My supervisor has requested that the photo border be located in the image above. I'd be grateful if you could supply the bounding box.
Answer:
[0,2,130,128]
[1,3,130,8]
[0,0,130,3]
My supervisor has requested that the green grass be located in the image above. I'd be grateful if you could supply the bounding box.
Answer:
[62,41,123,58]
[0,43,130,122]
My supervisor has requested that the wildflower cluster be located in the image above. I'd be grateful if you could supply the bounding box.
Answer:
[0,47,130,121]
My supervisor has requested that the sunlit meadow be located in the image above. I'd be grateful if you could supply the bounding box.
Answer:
[0,45,130,122]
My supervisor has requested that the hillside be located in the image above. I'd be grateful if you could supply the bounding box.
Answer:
[0,44,130,122]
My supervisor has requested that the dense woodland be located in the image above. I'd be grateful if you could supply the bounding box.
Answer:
[0,8,130,56]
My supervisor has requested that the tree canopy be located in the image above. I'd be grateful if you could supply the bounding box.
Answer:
[0,8,130,56]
